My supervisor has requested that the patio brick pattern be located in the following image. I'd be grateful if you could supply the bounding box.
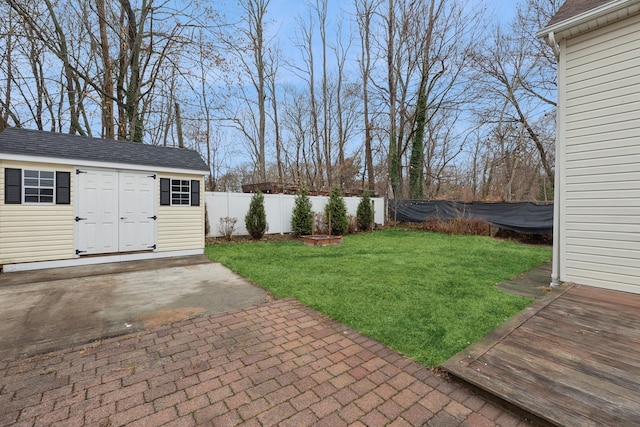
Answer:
[0,298,532,426]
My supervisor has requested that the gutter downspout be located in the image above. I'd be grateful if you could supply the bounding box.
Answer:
[550,123,561,288]
[546,31,560,59]
[544,31,561,287]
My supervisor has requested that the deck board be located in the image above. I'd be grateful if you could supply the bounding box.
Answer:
[516,322,640,374]
[522,315,640,367]
[503,328,640,400]
[444,277,640,427]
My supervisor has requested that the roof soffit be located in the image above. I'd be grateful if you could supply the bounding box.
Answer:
[538,0,640,40]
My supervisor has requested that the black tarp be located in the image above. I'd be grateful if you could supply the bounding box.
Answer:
[388,200,553,235]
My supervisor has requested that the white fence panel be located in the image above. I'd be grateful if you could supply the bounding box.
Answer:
[205,192,385,237]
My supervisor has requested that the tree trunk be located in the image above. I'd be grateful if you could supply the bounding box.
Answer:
[387,0,400,199]
[96,0,115,139]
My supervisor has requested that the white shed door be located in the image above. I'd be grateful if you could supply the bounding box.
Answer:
[77,169,156,255]
[119,172,156,252]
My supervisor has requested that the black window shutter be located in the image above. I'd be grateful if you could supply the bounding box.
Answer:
[160,178,170,206]
[56,171,71,204]
[4,168,21,204]
[190,180,200,206]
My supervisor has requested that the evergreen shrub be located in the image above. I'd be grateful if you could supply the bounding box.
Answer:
[245,191,268,239]
[356,190,374,231]
[324,187,348,236]
[291,187,313,236]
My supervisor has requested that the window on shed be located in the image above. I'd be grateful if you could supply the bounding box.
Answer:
[171,179,191,205]
[24,170,55,203]
[160,178,200,206]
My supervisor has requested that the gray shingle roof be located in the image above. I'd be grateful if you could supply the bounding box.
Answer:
[547,0,615,26]
[0,128,209,172]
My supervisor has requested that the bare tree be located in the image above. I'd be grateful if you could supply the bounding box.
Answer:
[0,5,26,130]
[95,0,114,139]
[290,9,324,188]
[315,0,331,188]
[219,0,272,181]
[282,85,315,186]
[6,0,207,142]
[8,0,88,135]
[355,0,381,192]
[330,17,359,188]
[385,0,400,198]
[265,45,284,184]
[408,0,442,199]
[472,0,560,186]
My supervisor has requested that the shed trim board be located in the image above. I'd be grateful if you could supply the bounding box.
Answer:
[0,152,204,176]
[0,128,208,272]
[1,249,204,273]
[541,2,640,294]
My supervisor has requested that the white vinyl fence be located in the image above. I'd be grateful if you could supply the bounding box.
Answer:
[205,192,386,237]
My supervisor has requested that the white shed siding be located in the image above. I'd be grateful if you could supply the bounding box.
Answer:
[562,13,640,293]
[156,174,204,252]
[0,161,75,266]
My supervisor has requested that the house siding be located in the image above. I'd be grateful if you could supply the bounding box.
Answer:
[562,13,640,293]
[156,173,204,252]
[0,160,75,266]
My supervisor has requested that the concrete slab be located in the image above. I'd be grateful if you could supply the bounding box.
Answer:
[0,256,269,361]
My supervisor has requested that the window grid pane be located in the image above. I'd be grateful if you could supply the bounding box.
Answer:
[170,179,190,205]
[23,170,56,204]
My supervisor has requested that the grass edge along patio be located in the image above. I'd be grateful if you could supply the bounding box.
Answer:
[206,228,551,366]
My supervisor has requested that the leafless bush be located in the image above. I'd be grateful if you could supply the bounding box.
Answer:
[217,217,238,241]
[424,217,491,235]
[313,212,328,235]
[347,215,358,234]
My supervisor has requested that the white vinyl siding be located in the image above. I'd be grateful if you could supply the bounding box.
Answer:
[157,173,204,251]
[561,13,640,293]
[0,161,75,265]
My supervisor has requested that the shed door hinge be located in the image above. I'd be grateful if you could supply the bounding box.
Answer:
[76,169,87,174]
[148,244,156,250]
[76,249,87,255]
[75,216,87,222]
[148,215,157,220]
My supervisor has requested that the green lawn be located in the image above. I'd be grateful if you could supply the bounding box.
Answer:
[205,229,551,366]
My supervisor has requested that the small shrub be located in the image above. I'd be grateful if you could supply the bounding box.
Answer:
[291,187,313,236]
[204,204,211,236]
[424,217,491,236]
[347,215,358,234]
[356,191,374,232]
[245,191,268,239]
[313,212,329,235]
[218,217,238,241]
[324,187,348,236]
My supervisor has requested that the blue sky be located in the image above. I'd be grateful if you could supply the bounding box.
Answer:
[235,0,523,85]
[221,0,523,44]
[251,0,523,68]
[262,0,521,30]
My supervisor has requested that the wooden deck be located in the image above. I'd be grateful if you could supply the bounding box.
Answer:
[497,260,554,300]
[443,280,640,427]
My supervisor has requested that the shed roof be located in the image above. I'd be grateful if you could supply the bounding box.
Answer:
[0,128,209,172]
[547,0,613,26]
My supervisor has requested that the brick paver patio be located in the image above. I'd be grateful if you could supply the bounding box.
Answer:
[0,298,534,426]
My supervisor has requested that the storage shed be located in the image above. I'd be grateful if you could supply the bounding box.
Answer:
[539,0,640,293]
[0,127,209,272]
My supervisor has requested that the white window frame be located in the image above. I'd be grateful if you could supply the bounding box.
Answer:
[23,169,56,204]
[170,178,191,206]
